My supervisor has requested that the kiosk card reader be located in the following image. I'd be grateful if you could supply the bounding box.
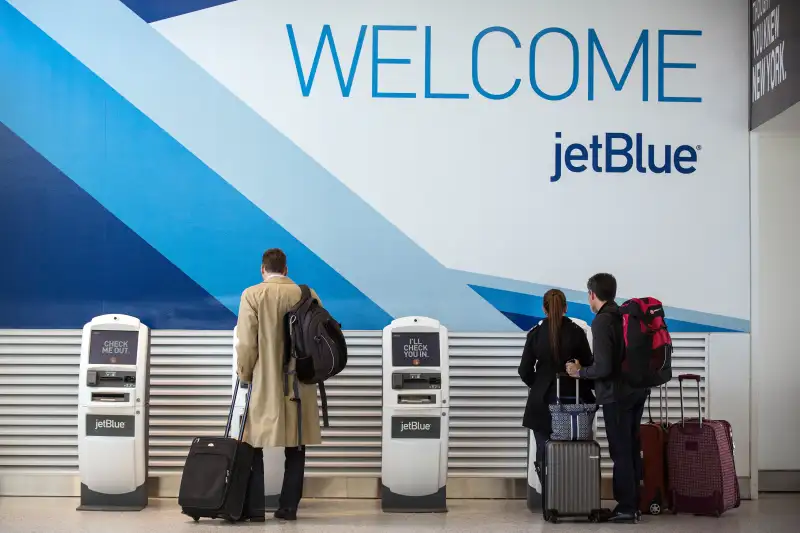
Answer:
[230,327,284,511]
[526,317,592,512]
[381,317,449,513]
[77,315,150,511]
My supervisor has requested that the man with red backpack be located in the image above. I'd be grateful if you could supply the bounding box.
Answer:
[567,273,648,524]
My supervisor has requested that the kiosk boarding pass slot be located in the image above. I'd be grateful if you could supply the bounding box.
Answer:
[398,394,436,404]
[91,392,130,403]
[86,370,136,388]
[392,372,441,390]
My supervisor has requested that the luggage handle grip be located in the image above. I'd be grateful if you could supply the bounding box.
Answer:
[678,374,703,427]
[647,384,669,425]
[555,371,580,405]
[224,376,252,441]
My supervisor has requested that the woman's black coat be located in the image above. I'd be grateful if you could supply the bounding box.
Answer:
[518,317,596,434]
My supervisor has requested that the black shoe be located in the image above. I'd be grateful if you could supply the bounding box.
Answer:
[274,508,298,521]
[608,511,639,524]
[240,509,266,522]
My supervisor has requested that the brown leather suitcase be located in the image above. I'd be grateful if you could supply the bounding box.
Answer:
[639,385,670,515]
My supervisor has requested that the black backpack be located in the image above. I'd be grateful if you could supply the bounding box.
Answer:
[283,285,347,441]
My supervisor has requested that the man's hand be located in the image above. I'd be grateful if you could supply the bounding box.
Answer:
[566,360,582,378]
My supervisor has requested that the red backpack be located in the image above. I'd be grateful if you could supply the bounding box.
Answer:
[619,298,673,388]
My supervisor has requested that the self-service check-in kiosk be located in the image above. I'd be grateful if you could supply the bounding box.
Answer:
[77,315,150,511]
[526,316,592,512]
[231,327,284,511]
[381,317,449,513]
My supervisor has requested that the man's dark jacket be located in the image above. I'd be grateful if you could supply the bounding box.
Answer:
[579,301,632,404]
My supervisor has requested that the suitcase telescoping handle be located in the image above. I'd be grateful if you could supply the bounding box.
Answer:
[647,384,670,425]
[678,373,702,427]
[555,372,580,405]
[224,376,252,441]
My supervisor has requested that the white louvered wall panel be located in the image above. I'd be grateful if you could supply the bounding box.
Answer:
[447,333,708,477]
[0,330,707,480]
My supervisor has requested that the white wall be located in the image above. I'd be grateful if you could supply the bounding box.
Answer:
[753,133,800,472]
[708,334,751,478]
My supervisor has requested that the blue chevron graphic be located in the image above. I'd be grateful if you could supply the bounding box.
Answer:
[0,0,391,330]
[462,273,749,333]
[120,0,238,23]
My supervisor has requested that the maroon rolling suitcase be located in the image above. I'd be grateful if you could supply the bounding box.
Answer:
[667,374,740,517]
[639,385,671,515]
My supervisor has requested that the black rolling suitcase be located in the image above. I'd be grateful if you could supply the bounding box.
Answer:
[179,377,255,523]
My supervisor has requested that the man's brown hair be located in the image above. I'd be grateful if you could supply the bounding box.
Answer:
[262,248,287,274]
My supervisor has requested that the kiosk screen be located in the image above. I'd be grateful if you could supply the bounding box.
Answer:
[392,332,440,367]
[89,330,139,365]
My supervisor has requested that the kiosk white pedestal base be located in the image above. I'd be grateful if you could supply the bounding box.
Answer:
[527,430,543,511]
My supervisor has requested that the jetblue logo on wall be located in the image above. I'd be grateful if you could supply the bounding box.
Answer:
[391,416,441,439]
[550,132,700,182]
[86,414,135,437]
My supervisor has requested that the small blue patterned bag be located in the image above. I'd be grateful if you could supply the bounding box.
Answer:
[549,377,598,441]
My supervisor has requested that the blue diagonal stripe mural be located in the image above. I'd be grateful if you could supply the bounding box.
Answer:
[0,121,238,330]
[0,0,391,330]
[6,0,514,331]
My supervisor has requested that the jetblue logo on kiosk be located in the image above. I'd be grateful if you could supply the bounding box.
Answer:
[86,414,135,437]
[391,416,440,439]
[550,132,699,182]
[401,421,432,432]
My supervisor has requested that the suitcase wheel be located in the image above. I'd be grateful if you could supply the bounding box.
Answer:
[545,510,559,524]
[191,516,199,523]
[649,502,662,515]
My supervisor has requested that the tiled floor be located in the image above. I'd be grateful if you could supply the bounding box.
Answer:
[1,495,798,532]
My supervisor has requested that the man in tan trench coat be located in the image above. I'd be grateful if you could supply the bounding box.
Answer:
[235,248,322,521]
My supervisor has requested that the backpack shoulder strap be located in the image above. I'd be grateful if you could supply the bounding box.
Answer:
[298,284,312,301]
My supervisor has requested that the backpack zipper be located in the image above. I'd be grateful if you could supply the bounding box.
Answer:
[321,335,336,377]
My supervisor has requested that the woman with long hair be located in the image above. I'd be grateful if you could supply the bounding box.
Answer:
[518,289,595,481]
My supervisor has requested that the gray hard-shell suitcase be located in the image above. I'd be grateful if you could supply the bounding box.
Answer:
[541,378,606,523]
[542,440,604,523]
